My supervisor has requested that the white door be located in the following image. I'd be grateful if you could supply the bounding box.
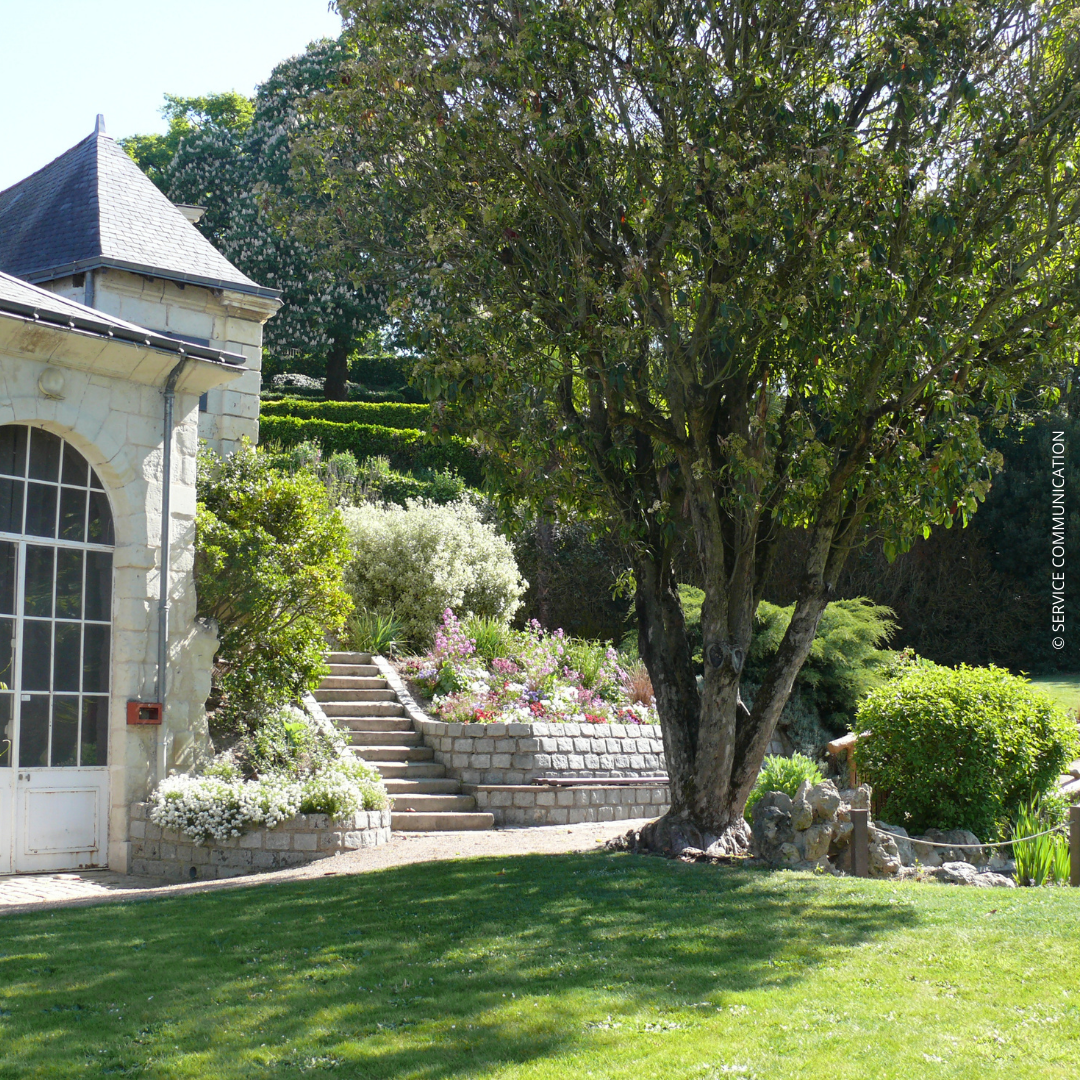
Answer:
[0,425,114,873]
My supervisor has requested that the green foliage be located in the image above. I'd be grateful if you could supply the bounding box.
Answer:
[747,599,897,732]
[743,753,824,823]
[120,91,253,189]
[259,415,485,487]
[463,615,514,662]
[195,444,353,726]
[1012,799,1071,888]
[343,498,526,647]
[345,609,406,656]
[855,663,1079,839]
[563,639,612,693]
[349,353,413,388]
[260,398,431,430]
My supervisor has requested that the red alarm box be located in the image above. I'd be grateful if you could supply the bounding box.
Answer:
[127,701,163,725]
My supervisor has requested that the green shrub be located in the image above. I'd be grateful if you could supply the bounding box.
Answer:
[196,444,353,728]
[259,415,485,486]
[464,615,514,661]
[854,663,1078,839]
[343,497,527,647]
[261,398,431,430]
[345,609,406,655]
[1012,798,1071,887]
[743,753,824,822]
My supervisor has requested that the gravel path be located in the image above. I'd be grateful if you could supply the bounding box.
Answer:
[0,819,647,918]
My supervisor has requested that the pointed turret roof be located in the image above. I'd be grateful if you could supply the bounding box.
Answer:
[0,123,279,300]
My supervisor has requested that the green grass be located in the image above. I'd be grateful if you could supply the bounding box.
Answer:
[1028,674,1080,718]
[2,853,1080,1078]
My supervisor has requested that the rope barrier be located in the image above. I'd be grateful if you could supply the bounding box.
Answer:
[869,824,1067,850]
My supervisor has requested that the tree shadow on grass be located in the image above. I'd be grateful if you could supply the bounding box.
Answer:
[0,851,916,1078]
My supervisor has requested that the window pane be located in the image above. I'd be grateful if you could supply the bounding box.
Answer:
[85,551,112,621]
[87,490,113,545]
[83,625,110,692]
[59,487,87,542]
[89,466,104,491]
[81,697,108,766]
[0,695,11,767]
[22,620,52,691]
[0,616,13,688]
[0,478,23,534]
[51,696,79,768]
[24,545,54,617]
[0,426,27,478]
[55,549,83,619]
[62,443,88,487]
[28,428,62,482]
[53,621,81,692]
[24,482,57,538]
[18,695,49,767]
[0,541,14,614]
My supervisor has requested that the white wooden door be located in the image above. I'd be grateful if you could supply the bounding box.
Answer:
[0,425,114,874]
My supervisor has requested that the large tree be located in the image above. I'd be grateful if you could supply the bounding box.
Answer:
[124,44,384,398]
[291,0,1080,850]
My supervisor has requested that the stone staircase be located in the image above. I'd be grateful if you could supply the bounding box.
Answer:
[315,651,493,832]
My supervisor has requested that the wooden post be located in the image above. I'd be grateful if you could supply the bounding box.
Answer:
[851,808,870,878]
[1070,805,1080,888]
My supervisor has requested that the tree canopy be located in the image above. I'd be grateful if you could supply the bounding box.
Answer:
[122,45,385,397]
[288,0,1080,846]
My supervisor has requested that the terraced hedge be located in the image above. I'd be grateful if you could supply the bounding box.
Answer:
[260,399,431,430]
[259,415,485,486]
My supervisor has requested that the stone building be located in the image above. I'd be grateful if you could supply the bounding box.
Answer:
[0,119,280,874]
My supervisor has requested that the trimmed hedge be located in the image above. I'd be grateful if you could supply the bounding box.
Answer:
[259,415,485,487]
[261,398,431,430]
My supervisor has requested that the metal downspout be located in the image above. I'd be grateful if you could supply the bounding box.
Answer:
[158,355,188,779]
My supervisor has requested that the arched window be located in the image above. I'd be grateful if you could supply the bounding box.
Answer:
[0,425,114,770]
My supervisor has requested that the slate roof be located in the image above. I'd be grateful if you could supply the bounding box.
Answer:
[0,270,246,365]
[0,128,279,300]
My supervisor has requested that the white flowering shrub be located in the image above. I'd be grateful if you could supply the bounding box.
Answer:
[343,497,526,647]
[148,705,388,843]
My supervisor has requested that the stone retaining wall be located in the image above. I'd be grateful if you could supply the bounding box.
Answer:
[416,717,666,786]
[468,783,670,826]
[128,803,391,881]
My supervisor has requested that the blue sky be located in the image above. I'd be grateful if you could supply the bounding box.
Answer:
[0,0,343,190]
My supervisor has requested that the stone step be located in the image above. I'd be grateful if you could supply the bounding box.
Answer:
[328,651,374,665]
[392,793,477,812]
[325,664,381,679]
[382,777,462,794]
[321,701,405,718]
[315,688,398,702]
[335,717,415,733]
[320,675,387,689]
[370,760,447,778]
[349,731,423,747]
[391,811,494,832]
[360,745,434,762]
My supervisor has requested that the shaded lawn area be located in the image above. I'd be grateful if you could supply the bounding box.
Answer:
[1,852,1079,1079]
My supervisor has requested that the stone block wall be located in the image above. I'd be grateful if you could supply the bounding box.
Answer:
[415,717,667,786]
[469,783,670,826]
[128,803,390,881]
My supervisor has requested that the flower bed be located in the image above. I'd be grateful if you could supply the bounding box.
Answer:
[401,610,658,727]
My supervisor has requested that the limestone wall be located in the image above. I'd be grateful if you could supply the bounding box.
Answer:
[0,316,246,871]
[469,783,670,826]
[416,716,667,786]
[129,803,391,880]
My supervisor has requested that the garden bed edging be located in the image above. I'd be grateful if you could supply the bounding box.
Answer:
[128,803,391,881]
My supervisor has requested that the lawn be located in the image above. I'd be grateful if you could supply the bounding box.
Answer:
[2,852,1079,1079]
[1029,674,1080,718]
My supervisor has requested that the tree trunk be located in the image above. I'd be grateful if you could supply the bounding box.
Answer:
[324,340,350,401]
[535,519,555,628]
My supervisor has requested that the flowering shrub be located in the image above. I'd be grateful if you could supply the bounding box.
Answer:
[402,611,657,726]
[147,706,388,843]
[342,497,526,648]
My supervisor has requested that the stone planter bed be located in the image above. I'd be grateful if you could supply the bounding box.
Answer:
[467,782,670,826]
[129,803,391,881]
